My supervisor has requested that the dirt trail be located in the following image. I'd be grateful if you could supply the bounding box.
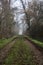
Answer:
[24,39,43,65]
[0,40,16,63]
[0,37,43,65]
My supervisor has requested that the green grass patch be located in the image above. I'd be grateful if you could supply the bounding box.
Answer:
[30,38,43,48]
[0,36,17,49]
[3,38,36,65]
[25,36,43,48]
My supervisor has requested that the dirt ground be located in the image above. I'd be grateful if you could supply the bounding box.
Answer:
[24,39,43,65]
[0,40,16,63]
[0,38,43,65]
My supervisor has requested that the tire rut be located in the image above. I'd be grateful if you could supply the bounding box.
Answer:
[0,39,16,63]
[24,39,43,65]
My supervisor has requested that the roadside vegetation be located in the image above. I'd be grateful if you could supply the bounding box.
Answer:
[0,36,17,49]
[25,36,43,48]
[3,38,36,65]
[30,38,43,48]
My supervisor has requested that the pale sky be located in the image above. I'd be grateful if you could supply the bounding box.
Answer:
[11,0,32,8]
[11,0,43,35]
[11,0,43,9]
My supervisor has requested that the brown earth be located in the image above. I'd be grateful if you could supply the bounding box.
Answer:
[0,37,43,65]
[24,39,43,65]
[0,40,16,64]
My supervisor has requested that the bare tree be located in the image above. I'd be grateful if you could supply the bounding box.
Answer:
[0,0,14,38]
[20,0,30,28]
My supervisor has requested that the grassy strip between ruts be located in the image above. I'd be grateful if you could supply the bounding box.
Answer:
[0,36,17,49]
[3,38,36,65]
[24,36,43,48]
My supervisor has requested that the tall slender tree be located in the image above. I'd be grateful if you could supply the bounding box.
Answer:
[20,0,30,28]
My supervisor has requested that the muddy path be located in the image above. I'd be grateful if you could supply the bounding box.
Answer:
[0,37,43,65]
[24,39,43,65]
[0,39,16,64]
